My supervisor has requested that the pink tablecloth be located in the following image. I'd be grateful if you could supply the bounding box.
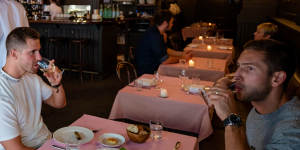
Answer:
[192,37,233,46]
[38,114,197,150]
[109,74,214,142]
[158,57,226,82]
[184,43,232,59]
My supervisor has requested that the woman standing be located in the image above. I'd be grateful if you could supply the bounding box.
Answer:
[49,0,62,20]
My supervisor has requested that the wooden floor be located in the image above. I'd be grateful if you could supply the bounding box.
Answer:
[42,72,225,150]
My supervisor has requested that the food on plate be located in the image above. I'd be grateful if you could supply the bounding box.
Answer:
[74,131,82,140]
[104,137,119,145]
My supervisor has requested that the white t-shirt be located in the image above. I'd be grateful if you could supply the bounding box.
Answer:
[0,0,29,68]
[0,69,52,149]
[49,3,62,20]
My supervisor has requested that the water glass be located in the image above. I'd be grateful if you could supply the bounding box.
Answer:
[37,57,55,72]
[134,79,143,91]
[149,120,163,140]
[179,59,186,66]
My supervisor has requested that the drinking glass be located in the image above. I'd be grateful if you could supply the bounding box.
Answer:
[134,79,143,91]
[179,59,186,66]
[149,120,163,140]
[37,57,55,73]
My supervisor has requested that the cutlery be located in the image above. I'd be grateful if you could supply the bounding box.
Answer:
[52,144,66,150]
[174,141,181,150]
[92,129,101,133]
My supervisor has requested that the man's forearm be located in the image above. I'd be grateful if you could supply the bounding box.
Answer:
[167,48,183,57]
[49,85,66,108]
[225,126,250,150]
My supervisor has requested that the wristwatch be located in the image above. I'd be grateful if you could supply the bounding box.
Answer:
[223,113,242,127]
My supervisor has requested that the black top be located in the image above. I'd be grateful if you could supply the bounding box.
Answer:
[135,26,168,76]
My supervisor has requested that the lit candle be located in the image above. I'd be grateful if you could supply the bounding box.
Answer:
[207,45,212,51]
[189,59,195,67]
[160,88,168,98]
[208,22,212,26]
[198,36,203,40]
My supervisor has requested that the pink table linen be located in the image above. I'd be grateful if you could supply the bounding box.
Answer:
[158,57,226,82]
[192,37,233,46]
[184,43,232,59]
[109,74,214,142]
[38,114,197,150]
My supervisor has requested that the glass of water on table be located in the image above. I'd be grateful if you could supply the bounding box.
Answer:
[149,120,163,140]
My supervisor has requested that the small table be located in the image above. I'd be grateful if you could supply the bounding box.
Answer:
[184,43,232,59]
[38,114,197,150]
[158,57,227,82]
[109,74,214,142]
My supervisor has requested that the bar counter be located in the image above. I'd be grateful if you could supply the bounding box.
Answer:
[29,19,125,76]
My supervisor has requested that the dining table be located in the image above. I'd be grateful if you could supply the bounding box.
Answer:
[181,23,216,41]
[109,74,214,143]
[157,57,227,82]
[192,37,233,46]
[184,43,233,59]
[38,114,198,150]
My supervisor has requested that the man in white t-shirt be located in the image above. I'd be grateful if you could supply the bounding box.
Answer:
[0,27,66,150]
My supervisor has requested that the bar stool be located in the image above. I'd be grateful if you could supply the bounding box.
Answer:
[68,38,89,82]
[45,37,66,65]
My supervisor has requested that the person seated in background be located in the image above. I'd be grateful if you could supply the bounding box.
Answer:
[0,27,66,150]
[135,10,191,76]
[228,22,279,73]
[254,22,278,40]
[49,0,62,20]
[205,39,300,150]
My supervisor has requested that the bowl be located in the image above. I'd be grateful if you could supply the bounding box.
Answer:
[126,125,150,143]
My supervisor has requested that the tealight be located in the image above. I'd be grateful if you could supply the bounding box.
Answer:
[208,22,212,26]
[160,88,168,98]
[188,59,195,67]
[198,36,203,40]
[207,45,212,51]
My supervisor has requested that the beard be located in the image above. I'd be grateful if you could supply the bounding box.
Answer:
[237,79,272,102]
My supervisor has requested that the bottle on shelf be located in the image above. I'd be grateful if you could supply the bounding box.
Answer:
[112,4,115,19]
[116,4,120,19]
[99,4,103,18]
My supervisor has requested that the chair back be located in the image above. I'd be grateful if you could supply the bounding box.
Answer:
[116,61,137,84]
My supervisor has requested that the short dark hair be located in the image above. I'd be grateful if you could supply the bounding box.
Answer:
[243,39,296,88]
[6,27,40,55]
[152,9,173,26]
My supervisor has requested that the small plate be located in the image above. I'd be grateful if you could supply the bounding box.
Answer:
[99,133,125,148]
[53,126,94,145]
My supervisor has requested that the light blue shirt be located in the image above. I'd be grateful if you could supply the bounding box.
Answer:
[0,0,29,68]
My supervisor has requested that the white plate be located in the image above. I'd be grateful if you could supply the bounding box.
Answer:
[53,126,94,145]
[97,148,119,150]
[98,133,125,148]
[187,43,199,48]
[218,46,233,50]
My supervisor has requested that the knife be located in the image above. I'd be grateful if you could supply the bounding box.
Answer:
[174,141,181,150]
[51,144,66,150]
